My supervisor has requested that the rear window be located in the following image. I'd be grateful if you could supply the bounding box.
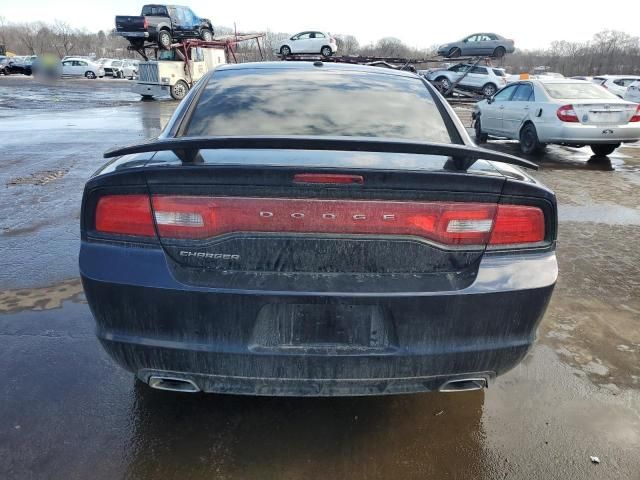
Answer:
[492,69,506,77]
[142,5,167,15]
[185,68,452,143]
[543,82,618,100]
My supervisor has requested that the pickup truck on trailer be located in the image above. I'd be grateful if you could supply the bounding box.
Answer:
[115,4,214,50]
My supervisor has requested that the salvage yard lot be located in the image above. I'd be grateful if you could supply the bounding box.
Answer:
[0,77,639,479]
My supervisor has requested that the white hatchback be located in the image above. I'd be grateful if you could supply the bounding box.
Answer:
[474,79,640,156]
[276,31,337,57]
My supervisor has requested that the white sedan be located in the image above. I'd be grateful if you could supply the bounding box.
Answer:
[61,58,105,79]
[474,79,640,156]
[276,31,337,57]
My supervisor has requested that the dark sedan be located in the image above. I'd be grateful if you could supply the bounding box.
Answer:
[80,62,557,396]
[2,57,34,75]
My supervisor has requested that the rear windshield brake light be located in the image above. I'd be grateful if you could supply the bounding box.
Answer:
[93,195,545,247]
[293,173,364,185]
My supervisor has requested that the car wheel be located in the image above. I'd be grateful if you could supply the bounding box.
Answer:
[493,47,506,58]
[448,47,462,58]
[170,80,189,100]
[85,71,96,79]
[481,83,497,97]
[435,76,452,95]
[280,45,291,56]
[474,117,488,144]
[321,46,333,57]
[590,144,619,157]
[201,29,213,41]
[519,123,546,155]
[158,30,173,50]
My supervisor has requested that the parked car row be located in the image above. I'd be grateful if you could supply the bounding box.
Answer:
[0,55,139,80]
[96,58,139,79]
[473,78,640,157]
[0,55,36,75]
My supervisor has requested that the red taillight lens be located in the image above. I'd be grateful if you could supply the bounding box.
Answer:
[630,105,640,122]
[94,195,546,247]
[95,195,155,236]
[490,205,545,245]
[143,17,149,29]
[150,196,498,245]
[557,104,579,122]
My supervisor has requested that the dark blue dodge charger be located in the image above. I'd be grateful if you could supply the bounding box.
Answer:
[80,61,557,396]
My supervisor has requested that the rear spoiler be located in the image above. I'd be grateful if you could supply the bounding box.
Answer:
[103,136,538,171]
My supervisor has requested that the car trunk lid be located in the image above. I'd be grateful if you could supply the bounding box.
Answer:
[570,102,638,125]
[141,149,509,293]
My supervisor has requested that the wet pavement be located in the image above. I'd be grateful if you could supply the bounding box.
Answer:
[0,77,639,479]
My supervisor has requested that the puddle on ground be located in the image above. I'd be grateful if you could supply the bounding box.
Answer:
[0,279,85,314]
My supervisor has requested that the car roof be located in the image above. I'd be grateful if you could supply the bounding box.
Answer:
[215,61,419,79]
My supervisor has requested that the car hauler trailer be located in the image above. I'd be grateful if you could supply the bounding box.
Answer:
[131,34,265,100]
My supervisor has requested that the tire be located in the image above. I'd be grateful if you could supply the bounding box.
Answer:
[158,30,173,50]
[519,123,546,155]
[170,80,189,101]
[481,83,497,97]
[85,71,96,79]
[590,144,619,157]
[493,46,506,58]
[201,28,213,41]
[474,116,488,144]
[321,46,333,57]
[448,47,462,58]
[280,45,291,56]
[435,76,452,95]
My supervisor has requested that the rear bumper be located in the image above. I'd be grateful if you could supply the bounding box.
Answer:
[117,31,150,39]
[537,122,640,144]
[80,242,557,396]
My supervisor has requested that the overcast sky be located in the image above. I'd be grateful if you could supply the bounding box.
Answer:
[2,0,636,50]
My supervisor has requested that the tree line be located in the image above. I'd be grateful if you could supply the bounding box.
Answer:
[1,17,638,76]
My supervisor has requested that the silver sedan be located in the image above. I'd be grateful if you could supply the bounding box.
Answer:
[474,79,640,156]
[437,33,515,58]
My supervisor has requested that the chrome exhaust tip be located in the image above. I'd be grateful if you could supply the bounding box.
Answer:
[148,376,200,393]
[439,377,487,393]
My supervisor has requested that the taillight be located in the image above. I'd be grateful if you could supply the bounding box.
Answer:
[95,195,155,236]
[489,205,545,245]
[143,17,149,29]
[557,104,579,123]
[630,104,640,122]
[94,195,546,248]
